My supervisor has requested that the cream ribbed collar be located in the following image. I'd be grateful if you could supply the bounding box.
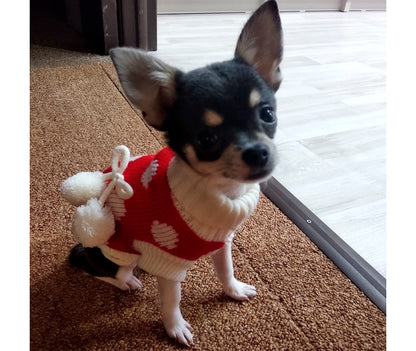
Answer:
[167,156,260,240]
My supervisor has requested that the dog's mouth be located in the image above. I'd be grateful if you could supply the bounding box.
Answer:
[222,155,277,183]
[245,167,275,182]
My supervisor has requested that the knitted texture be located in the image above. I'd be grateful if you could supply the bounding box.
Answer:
[100,147,261,281]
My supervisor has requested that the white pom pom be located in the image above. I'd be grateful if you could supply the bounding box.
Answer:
[61,171,106,206]
[71,198,115,247]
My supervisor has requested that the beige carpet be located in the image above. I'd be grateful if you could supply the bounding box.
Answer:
[30,62,385,350]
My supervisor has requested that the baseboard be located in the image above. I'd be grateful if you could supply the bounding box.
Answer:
[261,177,386,314]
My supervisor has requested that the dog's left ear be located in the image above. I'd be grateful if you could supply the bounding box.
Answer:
[235,0,283,91]
[110,47,179,130]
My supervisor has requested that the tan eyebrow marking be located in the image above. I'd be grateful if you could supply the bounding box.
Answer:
[249,89,261,108]
[204,109,224,127]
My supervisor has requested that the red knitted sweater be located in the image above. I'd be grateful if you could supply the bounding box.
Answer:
[105,147,225,262]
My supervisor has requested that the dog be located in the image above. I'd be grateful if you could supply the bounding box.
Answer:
[65,0,283,346]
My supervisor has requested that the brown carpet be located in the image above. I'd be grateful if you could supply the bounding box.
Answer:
[30,62,385,350]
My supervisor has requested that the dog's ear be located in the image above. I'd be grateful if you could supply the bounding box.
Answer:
[110,47,178,130]
[235,0,283,91]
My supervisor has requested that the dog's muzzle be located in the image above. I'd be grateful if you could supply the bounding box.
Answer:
[241,143,277,181]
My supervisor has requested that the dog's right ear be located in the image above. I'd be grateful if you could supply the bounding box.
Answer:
[110,47,179,130]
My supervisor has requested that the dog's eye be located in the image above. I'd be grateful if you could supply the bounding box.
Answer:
[197,130,219,149]
[260,105,276,124]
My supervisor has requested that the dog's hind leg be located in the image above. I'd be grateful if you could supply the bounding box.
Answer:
[69,244,142,291]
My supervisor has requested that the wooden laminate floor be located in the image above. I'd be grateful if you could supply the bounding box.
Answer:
[154,11,386,277]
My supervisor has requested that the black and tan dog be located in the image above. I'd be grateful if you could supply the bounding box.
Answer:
[64,1,283,346]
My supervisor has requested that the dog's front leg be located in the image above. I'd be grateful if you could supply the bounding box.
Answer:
[211,240,257,301]
[157,276,193,346]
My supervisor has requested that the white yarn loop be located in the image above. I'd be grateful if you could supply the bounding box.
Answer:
[99,145,134,205]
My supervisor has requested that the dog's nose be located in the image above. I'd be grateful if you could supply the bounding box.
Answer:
[242,144,269,168]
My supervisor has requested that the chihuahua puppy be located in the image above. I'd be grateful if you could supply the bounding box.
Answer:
[68,0,283,346]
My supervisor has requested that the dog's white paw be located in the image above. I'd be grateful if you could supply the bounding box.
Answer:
[223,278,257,301]
[120,274,143,291]
[97,274,142,291]
[163,312,194,346]
[116,263,142,291]
[97,262,142,291]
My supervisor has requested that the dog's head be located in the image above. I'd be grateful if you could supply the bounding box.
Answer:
[110,0,283,183]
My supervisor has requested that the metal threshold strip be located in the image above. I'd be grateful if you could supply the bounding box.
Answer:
[261,178,386,314]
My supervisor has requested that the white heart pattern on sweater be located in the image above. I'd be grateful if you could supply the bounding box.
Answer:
[151,221,179,249]
[141,159,159,189]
